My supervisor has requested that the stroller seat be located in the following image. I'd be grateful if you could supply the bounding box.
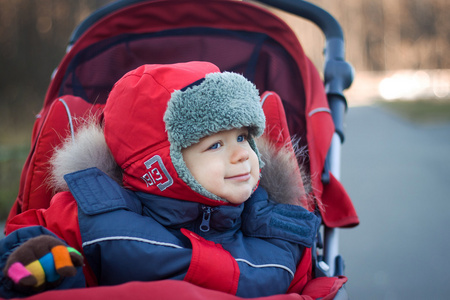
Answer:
[7,96,103,219]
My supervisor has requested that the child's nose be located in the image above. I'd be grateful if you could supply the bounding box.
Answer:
[230,145,249,163]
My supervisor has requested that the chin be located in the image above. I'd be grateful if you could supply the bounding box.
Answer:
[227,199,247,205]
[228,192,252,204]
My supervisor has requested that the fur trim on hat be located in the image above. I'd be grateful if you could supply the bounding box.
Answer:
[164,71,266,201]
[164,72,265,149]
[48,119,311,207]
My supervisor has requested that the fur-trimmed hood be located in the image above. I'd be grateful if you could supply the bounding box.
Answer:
[49,121,310,206]
[102,62,266,206]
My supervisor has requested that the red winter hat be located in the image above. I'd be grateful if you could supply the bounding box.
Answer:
[103,62,265,206]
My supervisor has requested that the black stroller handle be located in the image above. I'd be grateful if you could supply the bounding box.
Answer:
[257,0,344,40]
[258,0,354,141]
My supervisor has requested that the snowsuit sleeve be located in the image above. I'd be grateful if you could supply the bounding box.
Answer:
[0,226,86,298]
[242,188,319,246]
[0,192,88,298]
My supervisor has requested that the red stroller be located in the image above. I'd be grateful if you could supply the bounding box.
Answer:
[4,0,358,299]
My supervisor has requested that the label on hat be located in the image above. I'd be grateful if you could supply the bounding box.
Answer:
[141,155,174,191]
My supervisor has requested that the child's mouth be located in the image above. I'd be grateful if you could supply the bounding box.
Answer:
[226,173,251,181]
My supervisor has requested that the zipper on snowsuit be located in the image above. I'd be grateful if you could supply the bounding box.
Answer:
[200,206,213,232]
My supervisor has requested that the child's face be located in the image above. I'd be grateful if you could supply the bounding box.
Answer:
[181,128,260,204]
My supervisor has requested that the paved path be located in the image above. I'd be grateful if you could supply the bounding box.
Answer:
[339,105,450,299]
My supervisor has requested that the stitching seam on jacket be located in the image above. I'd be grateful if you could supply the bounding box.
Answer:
[235,258,294,278]
[82,236,183,249]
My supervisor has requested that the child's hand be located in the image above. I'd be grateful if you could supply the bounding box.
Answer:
[3,235,83,288]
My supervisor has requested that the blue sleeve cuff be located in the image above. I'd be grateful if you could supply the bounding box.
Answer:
[242,187,320,247]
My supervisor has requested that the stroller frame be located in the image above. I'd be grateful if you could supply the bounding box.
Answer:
[69,0,354,277]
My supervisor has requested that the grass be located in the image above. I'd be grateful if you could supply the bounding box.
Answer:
[377,99,450,124]
[0,143,30,221]
[0,102,35,221]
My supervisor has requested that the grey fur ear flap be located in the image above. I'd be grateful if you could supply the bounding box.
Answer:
[257,136,312,207]
[48,118,122,193]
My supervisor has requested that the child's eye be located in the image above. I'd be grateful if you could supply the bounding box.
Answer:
[237,134,247,143]
[208,142,221,150]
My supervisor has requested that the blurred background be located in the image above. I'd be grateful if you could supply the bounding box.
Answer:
[1,0,449,298]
